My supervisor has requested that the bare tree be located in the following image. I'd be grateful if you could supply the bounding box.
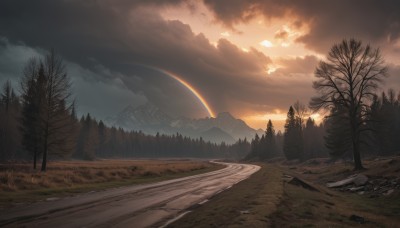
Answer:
[40,50,73,171]
[293,100,308,128]
[310,39,387,170]
[20,50,74,171]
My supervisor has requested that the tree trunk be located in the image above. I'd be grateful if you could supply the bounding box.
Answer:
[41,146,47,171]
[350,108,364,170]
[41,130,48,172]
[352,135,364,170]
[33,147,37,169]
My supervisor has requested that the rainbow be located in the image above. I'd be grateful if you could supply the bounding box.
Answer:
[162,70,215,118]
[136,65,215,118]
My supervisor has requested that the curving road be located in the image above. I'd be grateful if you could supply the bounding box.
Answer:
[0,162,260,228]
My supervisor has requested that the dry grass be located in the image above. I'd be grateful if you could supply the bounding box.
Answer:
[168,164,284,228]
[271,156,400,227]
[270,181,400,227]
[0,159,222,206]
[169,157,400,227]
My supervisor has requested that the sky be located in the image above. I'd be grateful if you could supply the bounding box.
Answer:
[1,0,400,131]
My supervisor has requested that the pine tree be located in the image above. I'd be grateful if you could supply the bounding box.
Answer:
[97,120,107,157]
[20,61,46,168]
[303,118,316,159]
[283,106,303,160]
[367,90,400,156]
[248,133,260,159]
[263,119,277,159]
[324,103,352,159]
[0,80,21,161]
[275,130,284,155]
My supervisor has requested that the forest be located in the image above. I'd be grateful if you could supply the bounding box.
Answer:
[1,40,399,171]
[0,51,250,171]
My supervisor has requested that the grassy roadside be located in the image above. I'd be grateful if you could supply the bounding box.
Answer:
[269,181,399,227]
[270,162,400,227]
[169,161,400,227]
[168,164,284,227]
[0,160,223,208]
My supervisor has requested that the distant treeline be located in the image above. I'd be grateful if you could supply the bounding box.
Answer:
[0,51,249,171]
[0,81,250,166]
[246,92,400,162]
[73,113,250,160]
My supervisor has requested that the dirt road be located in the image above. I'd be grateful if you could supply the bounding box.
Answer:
[0,162,260,228]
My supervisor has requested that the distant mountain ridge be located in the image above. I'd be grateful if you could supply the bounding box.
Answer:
[105,103,263,144]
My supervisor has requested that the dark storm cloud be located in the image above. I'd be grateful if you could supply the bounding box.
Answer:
[0,39,41,86]
[0,0,328,119]
[203,0,400,53]
[0,39,148,119]
[0,0,279,117]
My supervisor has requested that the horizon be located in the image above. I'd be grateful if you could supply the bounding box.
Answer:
[103,102,280,134]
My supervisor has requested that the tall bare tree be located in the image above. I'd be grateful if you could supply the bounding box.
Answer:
[40,50,74,171]
[20,50,74,171]
[310,39,387,170]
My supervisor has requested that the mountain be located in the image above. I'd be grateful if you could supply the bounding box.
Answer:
[105,103,262,144]
[200,127,236,144]
[105,103,174,134]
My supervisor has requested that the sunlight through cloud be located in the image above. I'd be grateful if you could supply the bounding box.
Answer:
[220,31,231,37]
[260,40,273,48]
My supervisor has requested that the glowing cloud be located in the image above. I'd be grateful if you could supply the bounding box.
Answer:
[260,40,273,48]
[221,31,231,37]
[281,42,290,47]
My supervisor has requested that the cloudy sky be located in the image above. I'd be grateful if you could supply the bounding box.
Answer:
[1,0,400,131]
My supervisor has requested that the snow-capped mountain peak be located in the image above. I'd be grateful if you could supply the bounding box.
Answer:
[105,103,261,143]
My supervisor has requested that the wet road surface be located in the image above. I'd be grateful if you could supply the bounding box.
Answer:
[0,162,260,228]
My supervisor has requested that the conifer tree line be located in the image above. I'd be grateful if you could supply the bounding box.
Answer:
[245,102,327,162]
[0,51,248,170]
[246,93,400,162]
[312,90,400,161]
[72,113,250,161]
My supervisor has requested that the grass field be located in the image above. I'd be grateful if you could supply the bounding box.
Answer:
[0,159,223,207]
